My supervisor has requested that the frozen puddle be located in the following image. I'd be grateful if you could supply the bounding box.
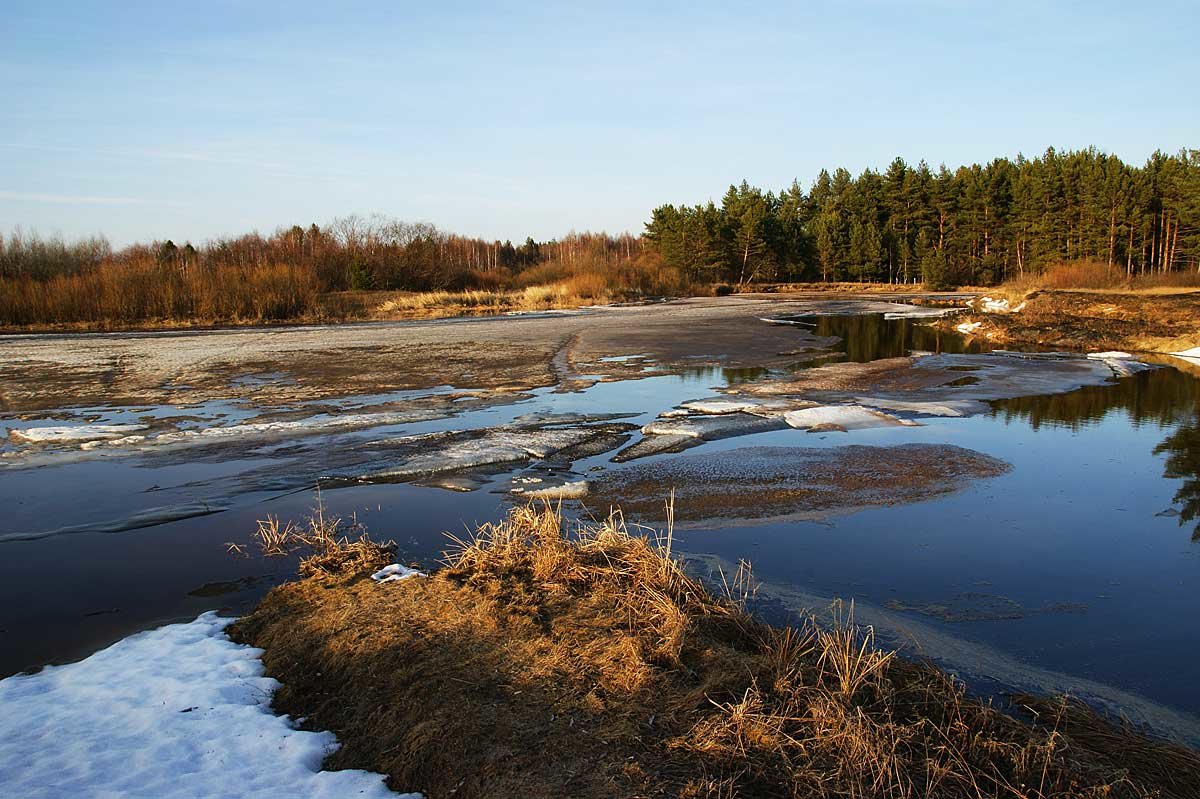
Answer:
[0,612,417,799]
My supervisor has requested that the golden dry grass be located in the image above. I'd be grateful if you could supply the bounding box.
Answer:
[248,494,394,577]
[1004,261,1200,295]
[230,505,1199,798]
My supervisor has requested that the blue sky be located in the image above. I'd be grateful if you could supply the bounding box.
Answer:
[1,1,1196,247]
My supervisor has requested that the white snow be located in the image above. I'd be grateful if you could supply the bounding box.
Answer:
[519,480,590,500]
[956,321,983,334]
[1171,346,1200,361]
[370,564,427,583]
[973,296,1026,314]
[783,405,917,431]
[7,423,148,444]
[0,612,419,799]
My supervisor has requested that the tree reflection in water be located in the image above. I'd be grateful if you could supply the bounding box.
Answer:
[1155,421,1200,541]
[992,364,1200,540]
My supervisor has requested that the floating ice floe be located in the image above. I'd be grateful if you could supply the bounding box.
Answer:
[370,564,427,583]
[1086,351,1154,378]
[784,405,918,432]
[676,398,765,415]
[0,612,416,799]
[641,413,789,440]
[853,397,988,418]
[519,480,590,500]
[357,425,633,482]
[879,303,958,320]
[19,410,451,455]
[662,397,812,419]
[7,423,149,444]
[611,433,702,462]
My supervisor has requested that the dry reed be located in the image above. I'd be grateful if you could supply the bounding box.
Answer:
[232,505,1200,798]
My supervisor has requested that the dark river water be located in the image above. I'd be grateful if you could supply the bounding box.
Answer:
[3,313,1199,742]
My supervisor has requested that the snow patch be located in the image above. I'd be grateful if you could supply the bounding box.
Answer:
[0,612,418,799]
[956,321,983,334]
[973,296,1026,314]
[1170,346,1200,362]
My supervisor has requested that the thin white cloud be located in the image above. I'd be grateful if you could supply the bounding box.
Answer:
[0,141,369,182]
[0,190,157,206]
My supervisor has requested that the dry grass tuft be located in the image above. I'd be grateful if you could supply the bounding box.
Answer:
[231,505,1200,798]
[245,492,394,576]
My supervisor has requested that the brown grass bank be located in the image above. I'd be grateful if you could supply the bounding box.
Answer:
[934,262,1200,354]
[947,289,1200,354]
[230,506,1200,799]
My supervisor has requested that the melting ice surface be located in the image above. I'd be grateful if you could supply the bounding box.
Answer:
[3,310,1200,752]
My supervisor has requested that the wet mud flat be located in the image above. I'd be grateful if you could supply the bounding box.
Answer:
[4,294,1200,752]
[588,444,1010,524]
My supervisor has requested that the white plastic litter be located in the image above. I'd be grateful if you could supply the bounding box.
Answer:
[370,564,428,583]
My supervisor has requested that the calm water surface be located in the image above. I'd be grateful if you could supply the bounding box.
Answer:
[3,313,1199,739]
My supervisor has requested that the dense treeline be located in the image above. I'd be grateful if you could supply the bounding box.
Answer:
[645,148,1200,288]
[0,218,659,325]
[0,217,643,291]
[4,145,1199,326]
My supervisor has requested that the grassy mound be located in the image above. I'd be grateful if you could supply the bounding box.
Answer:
[230,507,1200,798]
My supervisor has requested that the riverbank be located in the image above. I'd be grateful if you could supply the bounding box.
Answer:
[945,288,1200,355]
[231,506,1200,799]
[0,283,961,335]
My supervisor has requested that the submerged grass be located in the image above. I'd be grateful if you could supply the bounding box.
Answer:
[230,505,1200,798]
